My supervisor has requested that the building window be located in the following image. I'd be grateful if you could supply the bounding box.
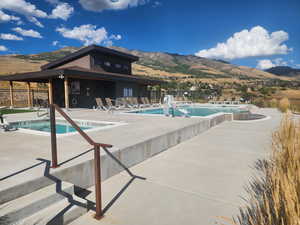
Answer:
[104,61,111,67]
[123,87,133,97]
[94,58,102,66]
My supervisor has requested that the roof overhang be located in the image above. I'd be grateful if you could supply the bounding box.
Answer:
[0,68,165,85]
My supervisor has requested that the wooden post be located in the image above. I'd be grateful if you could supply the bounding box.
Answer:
[9,81,14,108]
[64,77,69,109]
[48,79,53,105]
[26,82,32,108]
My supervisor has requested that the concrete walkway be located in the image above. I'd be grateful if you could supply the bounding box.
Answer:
[70,109,281,225]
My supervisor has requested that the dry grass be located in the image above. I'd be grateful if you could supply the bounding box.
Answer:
[277,90,300,99]
[232,113,300,225]
[278,97,291,112]
[269,98,278,108]
[290,99,300,114]
[0,56,46,75]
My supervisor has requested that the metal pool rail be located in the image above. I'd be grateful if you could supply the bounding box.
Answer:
[49,104,111,220]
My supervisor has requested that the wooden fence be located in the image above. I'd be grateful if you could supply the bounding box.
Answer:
[0,88,48,107]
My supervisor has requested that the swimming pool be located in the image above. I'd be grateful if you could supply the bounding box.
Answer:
[10,119,125,136]
[129,105,248,117]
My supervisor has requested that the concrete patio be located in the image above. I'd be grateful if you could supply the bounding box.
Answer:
[69,108,281,225]
[0,108,281,224]
[0,108,227,203]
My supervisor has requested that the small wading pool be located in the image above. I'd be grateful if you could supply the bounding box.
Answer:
[128,105,249,117]
[10,119,125,136]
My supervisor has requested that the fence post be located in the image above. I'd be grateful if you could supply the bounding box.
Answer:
[50,104,58,168]
[94,145,103,220]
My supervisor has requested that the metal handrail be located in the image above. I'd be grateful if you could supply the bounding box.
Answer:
[49,104,112,220]
[52,104,112,148]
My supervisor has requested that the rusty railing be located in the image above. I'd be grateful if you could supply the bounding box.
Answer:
[49,104,112,220]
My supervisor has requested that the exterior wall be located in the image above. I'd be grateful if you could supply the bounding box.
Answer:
[115,82,138,98]
[115,82,148,98]
[52,78,65,107]
[52,78,149,108]
[67,79,115,108]
[90,52,132,75]
[56,55,91,70]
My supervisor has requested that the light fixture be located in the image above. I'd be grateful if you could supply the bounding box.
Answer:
[58,72,64,79]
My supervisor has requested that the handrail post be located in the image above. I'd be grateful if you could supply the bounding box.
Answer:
[50,104,58,168]
[94,145,103,220]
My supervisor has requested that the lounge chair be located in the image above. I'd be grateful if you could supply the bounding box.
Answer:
[0,110,16,132]
[105,98,121,111]
[144,97,160,107]
[140,97,151,107]
[126,97,139,108]
[114,98,127,109]
[95,98,108,111]
[132,97,144,108]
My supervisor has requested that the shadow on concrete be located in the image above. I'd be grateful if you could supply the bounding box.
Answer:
[37,158,88,225]
[58,148,94,167]
[0,161,45,181]
[0,148,93,182]
[101,147,146,214]
[36,149,146,223]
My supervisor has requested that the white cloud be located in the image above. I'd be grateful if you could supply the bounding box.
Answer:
[0,33,23,40]
[79,0,147,12]
[104,34,122,46]
[45,0,61,4]
[0,0,73,27]
[0,45,8,51]
[56,24,122,46]
[52,40,59,46]
[0,10,21,23]
[257,59,275,70]
[257,58,288,70]
[49,3,74,20]
[12,27,42,38]
[196,26,292,60]
[0,0,48,18]
[152,1,162,8]
[273,58,288,66]
[27,16,44,27]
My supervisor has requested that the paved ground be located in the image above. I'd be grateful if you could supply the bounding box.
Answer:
[70,108,281,225]
[0,109,207,191]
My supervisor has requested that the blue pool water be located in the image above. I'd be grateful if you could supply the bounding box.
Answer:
[130,105,248,117]
[12,120,93,134]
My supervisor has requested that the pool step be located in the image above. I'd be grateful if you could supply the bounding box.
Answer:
[0,182,74,224]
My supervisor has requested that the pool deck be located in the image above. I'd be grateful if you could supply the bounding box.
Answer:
[0,107,282,224]
[70,108,281,225]
[0,108,216,194]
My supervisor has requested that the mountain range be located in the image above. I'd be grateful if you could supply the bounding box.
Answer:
[0,46,295,84]
[266,66,300,78]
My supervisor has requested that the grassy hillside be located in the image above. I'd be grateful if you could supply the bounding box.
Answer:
[0,45,293,89]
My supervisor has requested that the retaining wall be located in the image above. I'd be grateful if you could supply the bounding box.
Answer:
[0,113,231,204]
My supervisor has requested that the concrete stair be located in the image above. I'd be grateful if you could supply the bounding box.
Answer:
[0,181,87,225]
[17,194,88,225]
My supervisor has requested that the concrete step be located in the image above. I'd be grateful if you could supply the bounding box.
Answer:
[0,182,74,225]
[17,194,88,225]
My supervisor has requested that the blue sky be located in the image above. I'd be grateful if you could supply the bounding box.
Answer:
[0,0,299,70]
